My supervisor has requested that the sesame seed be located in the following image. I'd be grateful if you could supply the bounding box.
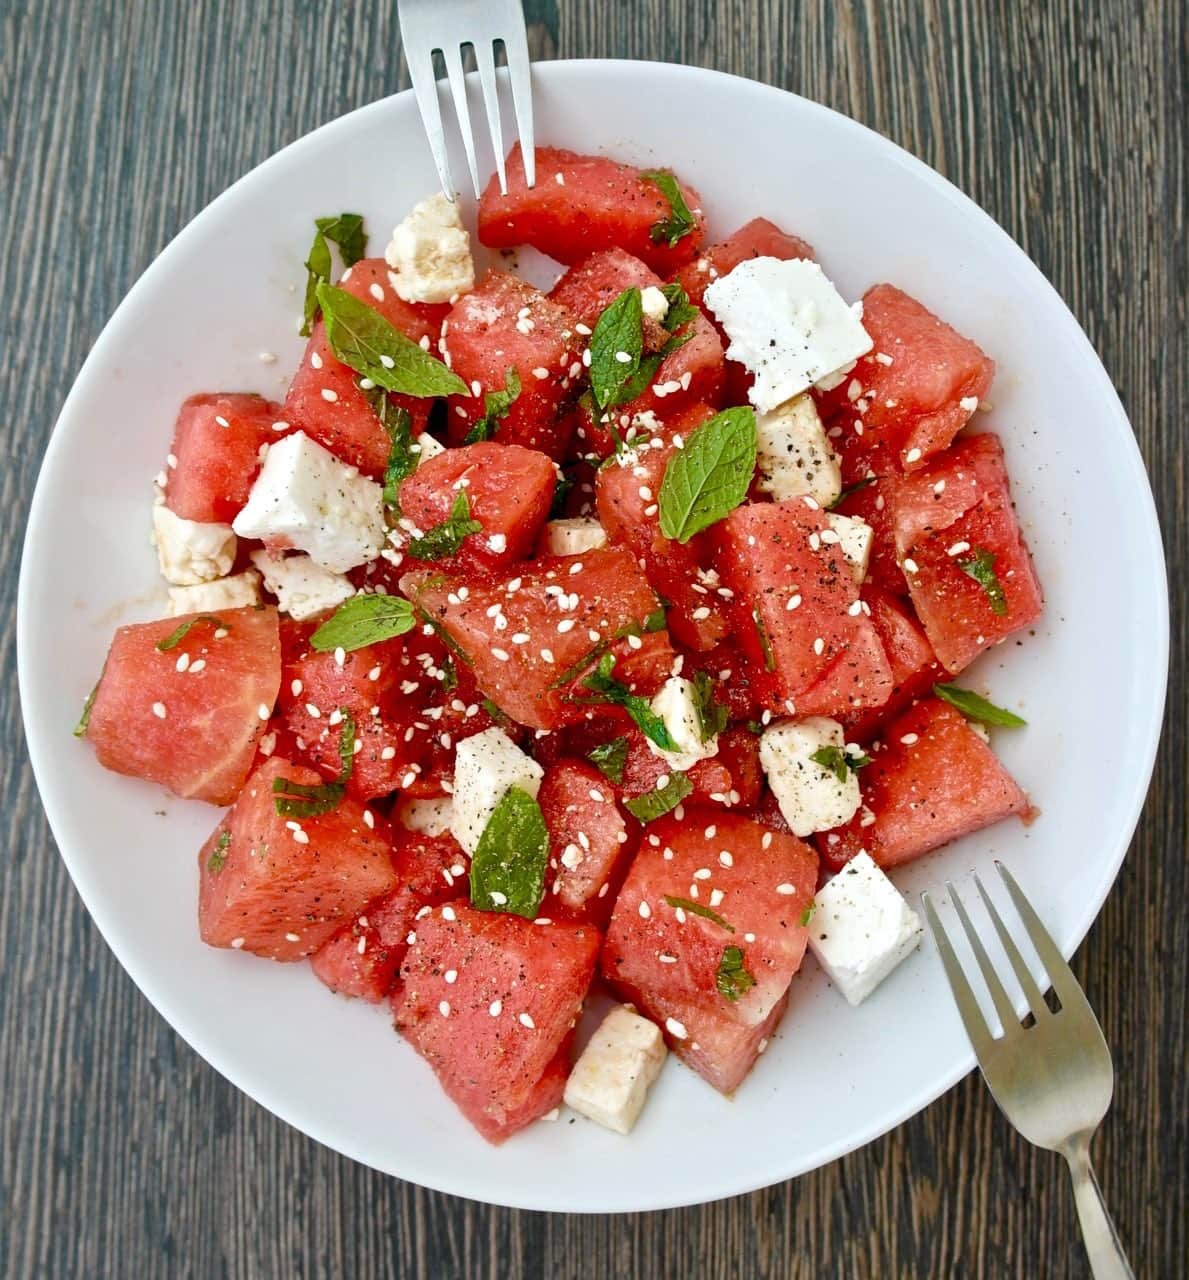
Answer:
[948,541,971,556]
[813,637,825,656]
[363,810,375,828]
[614,351,632,364]
[492,648,509,661]
[291,679,303,696]
[692,606,711,620]
[489,891,508,906]
[231,937,245,949]
[904,558,920,574]
[934,480,947,495]
[665,1018,688,1040]
[175,653,190,672]
[320,388,338,402]
[443,969,458,984]
[285,932,300,942]
[305,703,321,718]
[638,901,651,919]
[310,352,324,370]
[693,868,712,881]
[709,888,725,907]
[151,702,167,719]
[292,829,309,845]
[900,733,920,745]
[786,594,803,611]
[659,953,677,964]
[518,1012,535,1029]
[959,396,979,412]
[214,415,230,428]
[442,906,456,922]
[776,883,796,895]
[532,367,550,380]
[258,703,271,720]
[905,448,923,463]
[719,850,733,867]
[439,1000,451,1017]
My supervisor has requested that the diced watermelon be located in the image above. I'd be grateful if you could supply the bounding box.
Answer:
[396,441,556,572]
[478,143,706,276]
[833,477,905,596]
[198,756,399,959]
[679,640,767,724]
[602,808,817,1092]
[401,547,665,731]
[816,284,996,476]
[714,499,894,716]
[310,830,469,1000]
[393,903,599,1142]
[539,758,639,922]
[282,258,445,475]
[442,272,580,458]
[164,393,286,524]
[817,698,1033,873]
[675,216,815,307]
[84,606,281,805]
[887,434,1043,673]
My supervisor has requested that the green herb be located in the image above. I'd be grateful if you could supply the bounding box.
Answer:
[658,406,757,543]
[406,491,483,561]
[366,398,417,514]
[692,670,728,743]
[715,945,757,1001]
[933,683,1027,727]
[469,786,550,918]
[660,281,699,331]
[809,745,871,784]
[73,679,100,737]
[301,212,367,336]
[830,476,876,509]
[799,902,816,928]
[589,287,645,412]
[155,614,228,652]
[310,594,416,652]
[272,709,356,817]
[316,283,468,398]
[573,653,677,751]
[640,170,697,248]
[745,719,765,735]
[625,772,692,822]
[752,609,776,672]
[481,697,514,727]
[958,547,1008,616]
[439,656,458,694]
[662,894,735,932]
[464,367,521,444]
[587,737,629,785]
[550,469,577,518]
[207,830,231,874]
[644,606,667,632]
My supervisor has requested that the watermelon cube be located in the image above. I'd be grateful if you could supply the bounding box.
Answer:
[198,756,399,959]
[478,143,706,276]
[83,605,281,805]
[674,217,815,308]
[393,903,599,1143]
[817,698,1033,873]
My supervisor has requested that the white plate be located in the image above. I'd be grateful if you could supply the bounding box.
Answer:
[19,60,1167,1212]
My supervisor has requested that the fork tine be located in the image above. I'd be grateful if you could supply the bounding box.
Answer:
[973,872,1049,1022]
[945,880,1020,1036]
[400,23,454,198]
[995,862,1089,1012]
[922,892,996,1060]
[473,39,506,195]
[440,43,482,199]
[500,21,536,187]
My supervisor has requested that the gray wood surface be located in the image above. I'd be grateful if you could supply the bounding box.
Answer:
[1,1,1184,1276]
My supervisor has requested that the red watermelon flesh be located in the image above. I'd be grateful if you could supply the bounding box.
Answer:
[85,606,281,806]
[832,476,906,596]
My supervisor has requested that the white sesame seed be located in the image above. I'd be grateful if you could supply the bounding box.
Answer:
[905,447,923,463]
[614,351,632,364]
[904,558,920,574]
[258,703,271,720]
[532,366,550,380]
[151,701,167,719]
[719,850,733,867]
[948,541,971,556]
[638,901,652,919]
[285,932,300,942]
[776,883,796,895]
[214,415,230,428]
[310,352,324,370]
[900,733,920,745]
[231,937,244,949]
[693,868,712,881]
[363,810,375,828]
[320,388,338,402]
[489,999,502,1016]
[175,653,190,673]
[305,703,321,718]
[439,1000,451,1017]
[518,1012,535,1029]
[665,1018,688,1040]
[813,637,825,656]
[492,648,510,661]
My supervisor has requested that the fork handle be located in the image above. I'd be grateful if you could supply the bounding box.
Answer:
[1063,1141,1135,1280]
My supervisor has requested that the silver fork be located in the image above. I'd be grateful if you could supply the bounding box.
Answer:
[398,0,535,200]
[923,864,1134,1280]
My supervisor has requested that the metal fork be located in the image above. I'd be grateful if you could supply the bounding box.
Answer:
[398,0,535,200]
[923,864,1134,1280]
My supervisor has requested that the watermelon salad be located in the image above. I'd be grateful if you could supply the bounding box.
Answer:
[75,143,1043,1144]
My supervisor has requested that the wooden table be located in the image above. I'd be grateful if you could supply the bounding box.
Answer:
[2,2,1183,1275]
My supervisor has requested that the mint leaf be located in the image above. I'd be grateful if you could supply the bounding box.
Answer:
[799,902,816,927]
[958,547,1008,616]
[659,406,757,543]
[625,772,692,822]
[662,894,734,931]
[933,683,1027,727]
[830,476,876,509]
[660,281,699,332]
[809,745,870,784]
[316,283,468,398]
[155,614,229,652]
[310,594,416,652]
[464,367,521,444]
[573,653,677,751]
[550,468,577,518]
[301,212,367,336]
[715,945,756,1001]
[407,491,483,561]
[752,608,776,672]
[640,171,697,248]
[587,737,629,785]
[207,830,231,875]
[590,287,645,412]
[381,404,418,513]
[272,709,356,818]
[692,671,728,743]
[470,786,550,918]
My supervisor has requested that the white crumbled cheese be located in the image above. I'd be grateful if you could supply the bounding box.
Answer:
[151,504,236,586]
[167,570,262,616]
[754,394,842,506]
[383,193,475,304]
[639,285,670,324]
[806,851,923,1005]
[395,795,454,837]
[249,550,356,621]
[414,432,447,468]
[704,257,873,412]
[646,676,720,773]
[233,431,385,573]
[450,727,545,855]
[760,716,862,837]
[542,517,609,556]
[826,512,874,584]
[563,1005,668,1135]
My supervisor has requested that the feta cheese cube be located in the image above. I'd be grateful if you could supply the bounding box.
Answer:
[754,394,842,506]
[395,795,454,837]
[563,1005,667,1135]
[760,716,862,837]
[167,570,263,616]
[639,285,670,324]
[646,676,720,773]
[704,257,873,412]
[413,432,446,468]
[250,550,355,621]
[542,517,609,556]
[232,431,385,573]
[806,851,923,1005]
[450,727,545,855]
[826,512,874,583]
[383,192,475,305]
[151,504,236,586]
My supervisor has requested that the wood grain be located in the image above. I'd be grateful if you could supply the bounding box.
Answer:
[1,1,1184,1276]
